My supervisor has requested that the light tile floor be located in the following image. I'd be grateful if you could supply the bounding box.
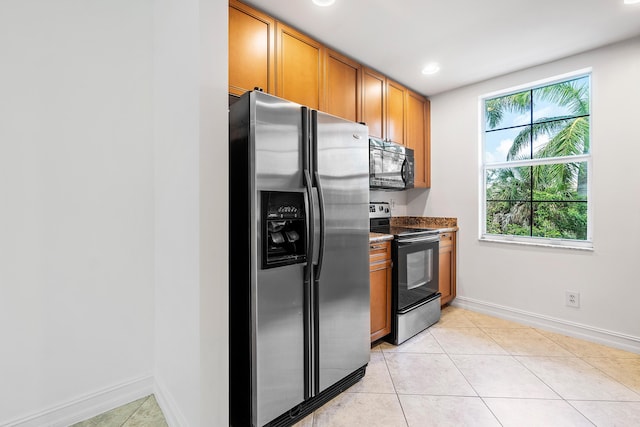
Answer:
[76,306,640,426]
[70,395,168,427]
[295,305,640,427]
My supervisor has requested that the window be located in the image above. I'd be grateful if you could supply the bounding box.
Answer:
[481,73,592,248]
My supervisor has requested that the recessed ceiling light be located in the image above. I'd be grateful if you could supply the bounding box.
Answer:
[421,63,440,75]
[312,0,336,6]
[624,0,640,4]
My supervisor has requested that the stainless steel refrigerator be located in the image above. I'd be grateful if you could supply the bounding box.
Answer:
[229,91,370,427]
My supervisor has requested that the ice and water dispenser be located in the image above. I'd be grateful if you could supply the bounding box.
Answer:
[261,191,306,269]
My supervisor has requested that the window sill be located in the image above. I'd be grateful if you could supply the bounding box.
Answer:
[479,236,594,251]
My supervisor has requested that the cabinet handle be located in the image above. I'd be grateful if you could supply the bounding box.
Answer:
[369,244,387,250]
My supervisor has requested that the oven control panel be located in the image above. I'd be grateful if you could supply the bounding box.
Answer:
[369,202,391,219]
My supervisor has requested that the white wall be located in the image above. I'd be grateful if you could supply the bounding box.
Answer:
[153,0,228,425]
[0,1,155,425]
[197,0,229,424]
[409,37,640,350]
[0,0,229,425]
[369,190,408,216]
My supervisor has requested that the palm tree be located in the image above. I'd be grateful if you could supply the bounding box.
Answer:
[485,77,590,238]
[486,78,589,193]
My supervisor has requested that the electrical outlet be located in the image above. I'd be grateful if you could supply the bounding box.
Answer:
[566,291,580,308]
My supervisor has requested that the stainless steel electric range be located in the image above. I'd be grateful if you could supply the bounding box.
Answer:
[370,202,441,344]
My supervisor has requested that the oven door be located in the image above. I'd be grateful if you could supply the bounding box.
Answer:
[394,235,439,312]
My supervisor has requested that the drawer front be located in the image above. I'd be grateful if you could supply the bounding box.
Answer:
[370,259,392,272]
[369,241,391,263]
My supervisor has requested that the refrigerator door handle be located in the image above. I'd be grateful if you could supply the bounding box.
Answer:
[303,107,320,266]
[313,174,325,281]
[311,110,325,282]
[304,169,314,266]
[303,170,314,400]
[301,107,310,172]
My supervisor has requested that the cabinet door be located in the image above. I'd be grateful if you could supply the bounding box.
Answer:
[324,49,361,122]
[276,22,324,109]
[228,0,275,96]
[386,79,406,145]
[370,260,392,342]
[362,68,386,140]
[406,90,431,188]
[438,232,456,306]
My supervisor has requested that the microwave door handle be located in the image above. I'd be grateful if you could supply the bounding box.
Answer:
[401,157,408,184]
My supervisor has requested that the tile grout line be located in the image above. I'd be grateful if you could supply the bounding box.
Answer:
[577,356,640,400]
[118,395,150,427]
[563,400,602,427]
[451,308,596,424]
[584,343,640,397]
[452,311,507,426]
[503,328,639,425]
[465,308,600,425]
[379,344,410,426]
[464,309,581,409]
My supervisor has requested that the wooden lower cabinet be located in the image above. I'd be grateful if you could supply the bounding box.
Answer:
[369,241,392,342]
[438,231,457,306]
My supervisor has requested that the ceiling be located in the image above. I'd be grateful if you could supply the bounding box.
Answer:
[242,0,640,97]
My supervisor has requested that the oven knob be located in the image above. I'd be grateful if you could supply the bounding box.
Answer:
[378,206,383,211]
[385,208,389,213]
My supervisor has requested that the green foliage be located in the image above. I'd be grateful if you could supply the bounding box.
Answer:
[484,77,590,241]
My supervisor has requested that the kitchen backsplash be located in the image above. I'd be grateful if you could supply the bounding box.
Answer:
[369,190,408,216]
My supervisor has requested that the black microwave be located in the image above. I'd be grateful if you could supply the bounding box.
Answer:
[369,138,414,190]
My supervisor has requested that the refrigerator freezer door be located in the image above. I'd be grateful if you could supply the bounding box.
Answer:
[253,92,306,425]
[313,111,371,393]
[255,265,305,425]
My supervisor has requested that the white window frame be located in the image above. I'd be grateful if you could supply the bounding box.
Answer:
[478,69,593,250]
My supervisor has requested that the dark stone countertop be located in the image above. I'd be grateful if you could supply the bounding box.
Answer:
[391,216,458,233]
[369,232,394,243]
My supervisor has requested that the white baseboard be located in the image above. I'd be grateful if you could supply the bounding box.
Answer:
[1,375,154,427]
[452,296,640,354]
[154,378,190,427]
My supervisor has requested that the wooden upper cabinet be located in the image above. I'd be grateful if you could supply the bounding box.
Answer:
[276,22,324,110]
[362,68,386,140]
[229,2,430,189]
[386,79,406,145]
[406,90,431,188]
[324,49,361,122]
[228,0,275,96]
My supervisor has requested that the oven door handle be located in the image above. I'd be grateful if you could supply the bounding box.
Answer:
[397,294,439,315]
[397,235,439,244]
